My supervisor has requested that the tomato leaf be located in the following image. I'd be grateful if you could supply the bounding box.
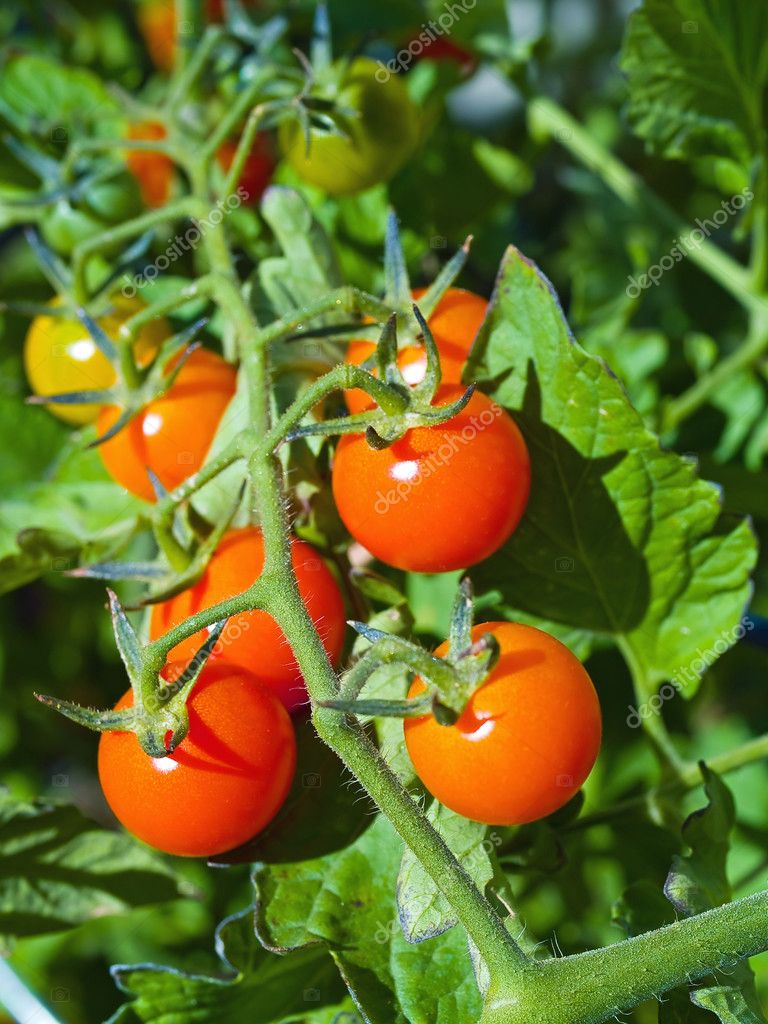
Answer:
[468,246,756,702]
[620,0,768,169]
[254,814,480,1024]
[662,766,766,1024]
[109,905,347,1024]
[397,802,493,942]
[0,476,143,595]
[0,791,179,940]
[0,55,120,140]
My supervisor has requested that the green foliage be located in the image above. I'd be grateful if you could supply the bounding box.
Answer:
[0,790,179,941]
[621,0,768,170]
[470,247,756,700]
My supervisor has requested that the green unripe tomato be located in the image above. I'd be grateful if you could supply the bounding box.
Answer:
[83,171,143,223]
[279,57,420,196]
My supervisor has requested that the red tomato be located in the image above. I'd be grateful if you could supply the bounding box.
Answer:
[345,288,487,415]
[148,527,346,711]
[332,388,530,572]
[405,623,602,825]
[97,348,236,502]
[125,121,173,208]
[216,134,274,205]
[98,662,296,856]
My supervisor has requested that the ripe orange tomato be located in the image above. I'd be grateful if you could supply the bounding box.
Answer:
[125,121,173,208]
[138,0,258,72]
[405,622,602,825]
[148,527,346,711]
[97,348,236,501]
[137,0,176,73]
[98,662,296,856]
[24,296,169,425]
[216,134,274,205]
[332,388,530,572]
[344,288,487,414]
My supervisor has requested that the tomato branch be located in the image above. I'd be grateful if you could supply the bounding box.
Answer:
[482,889,768,1024]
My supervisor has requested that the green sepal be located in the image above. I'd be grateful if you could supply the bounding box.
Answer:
[108,588,143,684]
[384,209,411,311]
[415,235,473,320]
[26,388,115,406]
[33,694,135,734]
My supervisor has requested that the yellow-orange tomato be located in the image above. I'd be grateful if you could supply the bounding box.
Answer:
[344,287,487,415]
[98,663,296,856]
[137,0,176,72]
[149,527,347,711]
[405,623,602,825]
[332,388,530,573]
[97,348,236,501]
[138,0,258,72]
[24,296,168,425]
[125,121,173,208]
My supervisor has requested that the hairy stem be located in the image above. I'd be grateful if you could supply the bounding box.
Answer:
[483,891,768,1024]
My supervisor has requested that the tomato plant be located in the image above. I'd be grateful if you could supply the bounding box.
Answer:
[97,347,237,500]
[278,57,420,196]
[24,295,169,424]
[98,662,296,856]
[149,527,346,710]
[332,387,530,572]
[405,622,602,825]
[2,3,768,1024]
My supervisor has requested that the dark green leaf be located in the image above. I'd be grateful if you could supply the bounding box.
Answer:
[468,246,756,701]
[109,906,347,1024]
[0,792,179,939]
[621,0,768,168]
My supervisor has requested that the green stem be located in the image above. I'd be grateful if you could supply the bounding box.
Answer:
[662,303,768,430]
[261,362,407,451]
[72,197,203,299]
[571,731,768,831]
[617,638,685,776]
[483,890,768,1024]
[167,23,224,114]
[528,97,760,312]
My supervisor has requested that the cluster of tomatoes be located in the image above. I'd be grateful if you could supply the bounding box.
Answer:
[24,7,601,858]
[26,281,601,856]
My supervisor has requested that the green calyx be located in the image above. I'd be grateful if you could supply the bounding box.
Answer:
[285,307,475,448]
[319,576,498,724]
[35,589,227,757]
